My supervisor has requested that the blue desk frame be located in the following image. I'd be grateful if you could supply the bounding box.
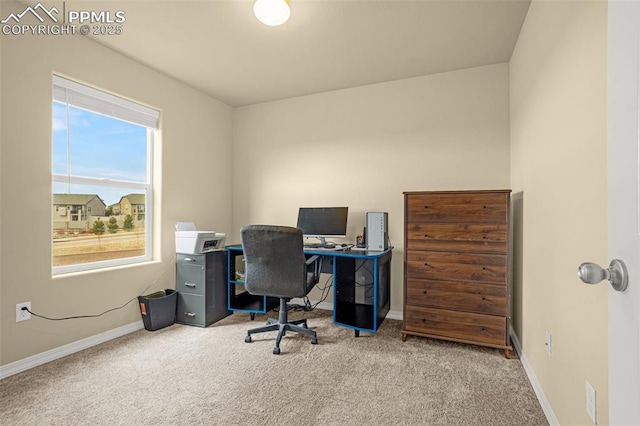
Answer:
[226,245,393,335]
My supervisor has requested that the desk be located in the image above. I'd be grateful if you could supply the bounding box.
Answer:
[226,245,393,335]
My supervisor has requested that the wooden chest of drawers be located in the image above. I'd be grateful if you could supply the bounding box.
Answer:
[401,190,512,357]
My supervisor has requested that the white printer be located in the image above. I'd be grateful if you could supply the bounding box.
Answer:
[175,222,226,254]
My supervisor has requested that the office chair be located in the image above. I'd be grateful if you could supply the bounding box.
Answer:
[240,225,321,354]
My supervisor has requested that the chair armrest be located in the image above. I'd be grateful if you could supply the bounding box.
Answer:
[305,254,320,266]
[305,255,322,288]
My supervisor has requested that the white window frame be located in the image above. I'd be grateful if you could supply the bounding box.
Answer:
[52,75,159,275]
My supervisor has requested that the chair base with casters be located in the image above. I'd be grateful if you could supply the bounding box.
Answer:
[244,298,317,354]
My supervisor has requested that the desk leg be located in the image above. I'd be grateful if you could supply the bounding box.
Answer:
[250,312,255,321]
[355,330,360,337]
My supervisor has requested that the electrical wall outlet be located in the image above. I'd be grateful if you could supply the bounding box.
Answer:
[586,381,597,424]
[545,331,552,357]
[16,302,31,322]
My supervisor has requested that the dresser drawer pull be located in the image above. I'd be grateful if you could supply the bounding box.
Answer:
[183,257,196,262]
[185,282,197,288]
[423,290,427,295]
[424,263,434,268]
[184,312,196,318]
[481,296,486,300]
[481,327,486,331]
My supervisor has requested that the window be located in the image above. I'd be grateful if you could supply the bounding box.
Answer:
[52,75,159,274]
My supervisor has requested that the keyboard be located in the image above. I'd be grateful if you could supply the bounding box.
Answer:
[306,244,354,252]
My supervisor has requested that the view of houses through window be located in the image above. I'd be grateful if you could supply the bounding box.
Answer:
[52,192,147,268]
[52,76,158,273]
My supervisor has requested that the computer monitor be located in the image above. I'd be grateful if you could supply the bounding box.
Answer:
[296,207,348,247]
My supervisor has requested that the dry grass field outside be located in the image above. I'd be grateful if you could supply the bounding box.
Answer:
[52,233,145,266]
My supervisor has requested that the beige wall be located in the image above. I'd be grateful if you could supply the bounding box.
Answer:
[232,63,511,311]
[510,0,608,424]
[0,0,233,365]
[1,2,611,422]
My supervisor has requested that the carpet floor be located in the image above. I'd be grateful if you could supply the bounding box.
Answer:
[0,309,547,425]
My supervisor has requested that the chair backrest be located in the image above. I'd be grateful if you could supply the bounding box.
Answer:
[240,225,308,299]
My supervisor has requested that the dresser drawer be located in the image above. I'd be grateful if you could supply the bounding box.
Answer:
[406,192,508,223]
[406,279,507,315]
[176,263,206,295]
[406,251,507,284]
[404,305,507,346]
[406,223,507,253]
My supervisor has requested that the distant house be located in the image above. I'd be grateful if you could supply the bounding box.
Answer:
[53,194,106,223]
[108,203,121,215]
[119,194,145,221]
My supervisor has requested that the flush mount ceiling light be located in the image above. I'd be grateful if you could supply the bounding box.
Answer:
[253,0,290,26]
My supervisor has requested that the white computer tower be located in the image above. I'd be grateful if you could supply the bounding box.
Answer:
[366,212,388,251]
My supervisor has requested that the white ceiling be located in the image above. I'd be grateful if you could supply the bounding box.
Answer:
[78,0,530,107]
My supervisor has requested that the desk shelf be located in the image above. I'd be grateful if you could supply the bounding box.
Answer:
[227,247,278,319]
[334,302,375,330]
[332,250,392,335]
[229,288,261,310]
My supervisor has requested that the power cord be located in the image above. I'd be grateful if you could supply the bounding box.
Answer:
[22,295,143,321]
[310,274,334,309]
[284,274,334,313]
[22,259,174,321]
[286,298,313,312]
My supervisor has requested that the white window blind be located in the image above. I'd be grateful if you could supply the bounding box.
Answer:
[53,75,159,129]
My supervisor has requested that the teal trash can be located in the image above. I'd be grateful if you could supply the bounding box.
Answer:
[138,289,177,331]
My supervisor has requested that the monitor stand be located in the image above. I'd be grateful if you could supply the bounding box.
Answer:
[318,237,335,248]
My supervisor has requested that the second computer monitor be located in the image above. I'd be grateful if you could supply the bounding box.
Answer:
[296,207,348,247]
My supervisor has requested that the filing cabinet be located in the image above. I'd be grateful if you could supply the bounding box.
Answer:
[401,190,512,357]
[176,251,231,327]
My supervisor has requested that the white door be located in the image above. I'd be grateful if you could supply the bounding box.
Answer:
[607,1,640,424]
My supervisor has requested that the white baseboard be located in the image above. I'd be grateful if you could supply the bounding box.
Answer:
[385,309,403,321]
[510,327,558,425]
[0,321,144,380]
[1,300,400,380]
